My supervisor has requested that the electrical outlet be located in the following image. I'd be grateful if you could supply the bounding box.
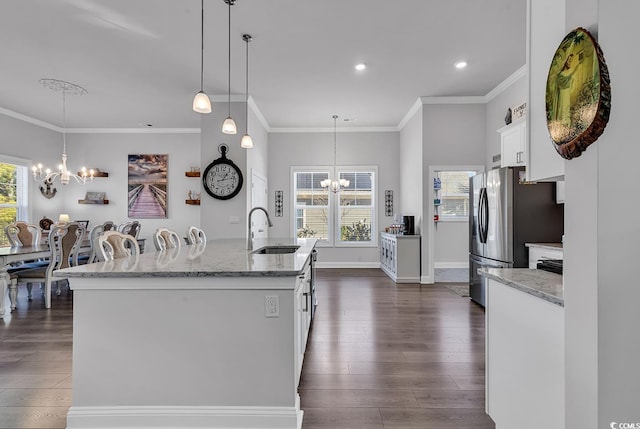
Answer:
[265,295,279,318]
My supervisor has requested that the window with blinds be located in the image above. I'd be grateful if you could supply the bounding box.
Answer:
[293,171,330,241]
[436,170,475,219]
[338,171,374,243]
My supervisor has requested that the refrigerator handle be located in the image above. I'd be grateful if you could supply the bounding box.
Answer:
[477,188,484,243]
[480,187,489,244]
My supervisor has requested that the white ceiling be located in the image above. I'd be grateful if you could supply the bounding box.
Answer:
[0,0,526,130]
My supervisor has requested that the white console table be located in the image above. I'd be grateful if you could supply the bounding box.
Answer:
[379,233,420,283]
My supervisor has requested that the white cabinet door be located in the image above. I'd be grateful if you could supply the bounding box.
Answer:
[295,261,312,386]
[499,120,526,167]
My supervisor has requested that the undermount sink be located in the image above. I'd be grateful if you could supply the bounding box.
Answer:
[251,245,300,255]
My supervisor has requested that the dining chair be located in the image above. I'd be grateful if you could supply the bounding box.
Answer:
[84,221,116,264]
[153,227,181,251]
[4,221,41,246]
[186,225,207,245]
[96,231,141,262]
[11,222,86,309]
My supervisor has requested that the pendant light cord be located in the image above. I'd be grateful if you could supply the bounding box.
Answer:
[245,36,249,133]
[200,0,204,91]
[227,0,231,116]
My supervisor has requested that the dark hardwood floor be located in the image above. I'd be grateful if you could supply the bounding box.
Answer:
[0,269,494,429]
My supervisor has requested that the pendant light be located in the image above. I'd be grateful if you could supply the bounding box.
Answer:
[32,79,94,186]
[221,0,237,134]
[240,33,253,149]
[320,115,350,193]
[192,0,211,113]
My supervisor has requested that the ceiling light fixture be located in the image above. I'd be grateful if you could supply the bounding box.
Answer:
[355,63,366,71]
[193,0,212,113]
[455,61,468,69]
[320,115,350,193]
[240,33,253,149]
[32,79,93,186]
[221,0,237,134]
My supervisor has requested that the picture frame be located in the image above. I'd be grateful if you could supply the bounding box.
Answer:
[545,27,611,160]
[127,154,168,219]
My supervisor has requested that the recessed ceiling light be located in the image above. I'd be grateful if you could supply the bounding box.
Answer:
[354,63,366,71]
[455,61,468,69]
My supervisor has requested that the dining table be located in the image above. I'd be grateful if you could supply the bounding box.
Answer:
[0,244,53,318]
[0,240,94,318]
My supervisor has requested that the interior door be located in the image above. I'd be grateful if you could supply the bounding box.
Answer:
[250,171,269,240]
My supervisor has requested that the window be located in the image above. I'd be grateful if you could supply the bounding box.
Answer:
[0,158,29,246]
[293,171,330,241]
[434,169,478,220]
[338,171,374,243]
[293,167,376,246]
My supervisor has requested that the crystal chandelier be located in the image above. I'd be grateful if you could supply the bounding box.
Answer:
[320,115,349,193]
[32,79,94,186]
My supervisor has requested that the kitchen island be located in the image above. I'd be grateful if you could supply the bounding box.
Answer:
[480,268,564,429]
[55,238,316,429]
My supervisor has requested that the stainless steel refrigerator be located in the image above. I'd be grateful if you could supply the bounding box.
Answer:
[469,167,563,307]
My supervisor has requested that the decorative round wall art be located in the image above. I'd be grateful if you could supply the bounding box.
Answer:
[545,27,611,160]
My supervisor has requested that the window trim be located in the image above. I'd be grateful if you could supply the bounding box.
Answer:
[334,165,377,248]
[291,165,378,248]
[0,155,30,223]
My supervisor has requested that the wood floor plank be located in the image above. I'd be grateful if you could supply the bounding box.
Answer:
[0,267,494,428]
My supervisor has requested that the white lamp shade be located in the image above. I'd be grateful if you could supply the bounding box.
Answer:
[241,133,253,149]
[58,213,70,224]
[222,117,237,134]
[193,91,212,113]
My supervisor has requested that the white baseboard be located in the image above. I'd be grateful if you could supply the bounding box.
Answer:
[421,275,434,284]
[434,262,469,269]
[66,404,303,429]
[315,262,381,269]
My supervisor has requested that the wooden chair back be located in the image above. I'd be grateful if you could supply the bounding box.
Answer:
[96,231,141,262]
[5,221,41,246]
[153,227,181,251]
[186,226,207,245]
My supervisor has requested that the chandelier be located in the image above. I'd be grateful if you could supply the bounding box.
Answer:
[32,79,94,186]
[320,115,349,193]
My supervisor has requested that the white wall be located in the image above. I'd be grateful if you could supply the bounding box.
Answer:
[485,75,528,170]
[268,130,400,267]
[422,103,486,281]
[399,103,423,234]
[63,132,200,245]
[0,113,67,222]
[200,101,250,240]
[563,0,640,427]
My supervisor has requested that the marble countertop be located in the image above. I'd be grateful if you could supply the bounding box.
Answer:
[480,268,564,307]
[55,238,317,278]
[525,242,563,251]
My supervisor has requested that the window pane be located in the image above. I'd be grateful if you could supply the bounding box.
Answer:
[296,208,329,240]
[339,208,372,241]
[295,172,329,207]
[0,163,18,205]
[339,172,372,206]
[0,207,17,247]
[437,170,475,218]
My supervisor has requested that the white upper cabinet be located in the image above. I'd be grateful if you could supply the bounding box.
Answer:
[526,0,566,181]
[499,119,527,168]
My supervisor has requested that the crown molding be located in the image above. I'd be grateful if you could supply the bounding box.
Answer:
[484,64,527,102]
[397,98,423,130]
[247,96,270,132]
[269,126,398,133]
[65,128,200,134]
[0,106,61,132]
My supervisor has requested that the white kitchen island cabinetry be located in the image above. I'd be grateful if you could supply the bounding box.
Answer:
[380,232,420,283]
[481,268,564,429]
[56,238,316,429]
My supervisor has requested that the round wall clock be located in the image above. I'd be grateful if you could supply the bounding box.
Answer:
[545,27,611,160]
[202,144,243,200]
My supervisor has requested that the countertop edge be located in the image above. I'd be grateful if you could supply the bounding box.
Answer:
[480,268,564,307]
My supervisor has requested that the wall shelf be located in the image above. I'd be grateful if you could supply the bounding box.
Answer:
[78,170,109,178]
[78,199,109,205]
[185,199,201,205]
[185,172,201,178]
